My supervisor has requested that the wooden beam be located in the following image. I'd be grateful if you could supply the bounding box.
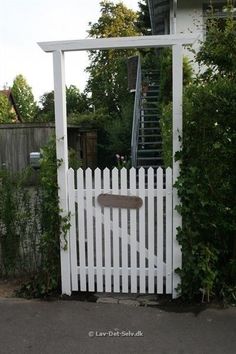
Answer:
[172,44,183,298]
[53,50,71,295]
[38,34,200,53]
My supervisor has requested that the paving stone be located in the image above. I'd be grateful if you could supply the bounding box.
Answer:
[95,293,113,298]
[118,299,140,307]
[97,297,118,304]
[145,301,160,307]
[114,294,138,301]
[137,294,158,301]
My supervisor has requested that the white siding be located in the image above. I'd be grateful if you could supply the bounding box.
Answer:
[175,0,204,70]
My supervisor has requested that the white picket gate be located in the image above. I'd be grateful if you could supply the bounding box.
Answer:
[68,166,176,295]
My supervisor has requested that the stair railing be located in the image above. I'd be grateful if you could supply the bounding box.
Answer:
[131,56,142,168]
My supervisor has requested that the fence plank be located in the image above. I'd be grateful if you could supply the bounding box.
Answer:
[112,168,120,292]
[103,168,112,292]
[94,168,103,292]
[120,168,128,292]
[77,168,87,291]
[166,167,173,293]
[85,168,95,291]
[130,167,137,292]
[157,167,163,293]
[139,168,146,293]
[148,168,155,293]
[68,168,78,291]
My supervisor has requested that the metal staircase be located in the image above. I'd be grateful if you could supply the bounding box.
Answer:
[131,58,163,168]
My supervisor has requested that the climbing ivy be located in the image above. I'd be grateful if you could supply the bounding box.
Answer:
[0,168,41,276]
[18,136,72,298]
[175,14,236,302]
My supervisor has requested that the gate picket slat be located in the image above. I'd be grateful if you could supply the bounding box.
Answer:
[139,168,146,293]
[157,167,163,293]
[112,168,120,292]
[130,168,137,292]
[103,168,112,292]
[85,168,95,291]
[77,168,86,291]
[68,168,78,291]
[166,167,173,293]
[148,168,155,293]
[94,168,103,292]
[121,168,128,292]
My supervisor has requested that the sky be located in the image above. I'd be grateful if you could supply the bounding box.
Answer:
[0,0,139,102]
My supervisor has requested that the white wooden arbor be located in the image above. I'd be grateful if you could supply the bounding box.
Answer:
[38,34,199,297]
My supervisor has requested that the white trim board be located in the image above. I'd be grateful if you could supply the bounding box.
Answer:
[38,34,200,53]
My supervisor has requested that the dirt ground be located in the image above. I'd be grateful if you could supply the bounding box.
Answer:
[0,279,23,298]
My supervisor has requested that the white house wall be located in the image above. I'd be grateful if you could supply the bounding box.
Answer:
[175,0,204,71]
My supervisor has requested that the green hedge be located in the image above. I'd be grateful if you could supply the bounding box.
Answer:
[160,12,236,302]
[177,78,236,302]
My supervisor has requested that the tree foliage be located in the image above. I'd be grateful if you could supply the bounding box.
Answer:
[12,74,37,122]
[37,85,90,122]
[196,1,236,78]
[81,1,141,166]
[136,0,152,35]
[38,91,55,122]
[0,93,15,123]
[86,0,139,115]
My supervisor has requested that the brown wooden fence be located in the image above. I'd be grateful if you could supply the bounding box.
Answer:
[0,123,97,172]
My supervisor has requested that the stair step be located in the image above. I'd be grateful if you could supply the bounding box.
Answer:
[142,104,158,108]
[139,132,161,136]
[137,156,162,160]
[142,100,159,103]
[140,120,160,125]
[138,149,162,153]
[137,160,162,164]
[141,95,160,100]
[139,130,161,133]
[142,68,160,71]
[142,107,160,110]
[142,113,159,118]
[138,142,162,146]
[143,93,159,97]
[138,142,162,147]
[142,97,159,100]
[139,126,160,129]
[142,69,160,73]
[139,121,160,124]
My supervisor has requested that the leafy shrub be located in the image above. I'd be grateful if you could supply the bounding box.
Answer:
[69,104,134,169]
[159,48,193,105]
[177,77,236,302]
[159,49,193,168]
[0,168,41,276]
[159,12,236,302]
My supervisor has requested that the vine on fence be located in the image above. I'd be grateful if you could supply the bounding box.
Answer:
[18,136,72,298]
[176,13,236,303]
[0,168,41,276]
[159,9,236,303]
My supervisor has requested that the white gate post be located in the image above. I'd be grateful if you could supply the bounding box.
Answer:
[53,50,71,295]
[172,44,183,298]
